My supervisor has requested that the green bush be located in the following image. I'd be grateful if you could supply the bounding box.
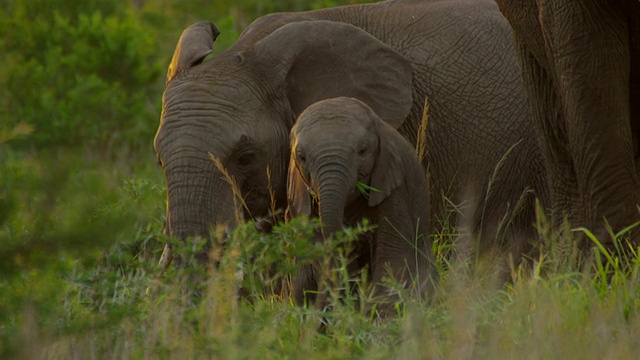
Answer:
[0,148,166,357]
[0,1,162,149]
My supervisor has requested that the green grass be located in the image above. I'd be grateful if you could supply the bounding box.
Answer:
[356,181,380,199]
[2,147,640,359]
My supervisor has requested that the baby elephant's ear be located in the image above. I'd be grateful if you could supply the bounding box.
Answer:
[167,21,220,83]
[287,151,312,217]
[368,121,405,207]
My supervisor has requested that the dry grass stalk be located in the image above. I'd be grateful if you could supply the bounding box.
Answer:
[209,152,250,223]
[415,96,429,163]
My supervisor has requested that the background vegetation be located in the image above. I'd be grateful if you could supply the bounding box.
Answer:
[1,0,639,358]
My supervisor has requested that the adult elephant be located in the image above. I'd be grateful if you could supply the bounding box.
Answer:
[495,1,640,250]
[154,0,547,266]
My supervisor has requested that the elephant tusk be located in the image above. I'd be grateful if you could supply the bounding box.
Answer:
[158,244,173,269]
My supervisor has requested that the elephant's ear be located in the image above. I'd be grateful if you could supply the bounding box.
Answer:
[287,151,313,217]
[167,21,220,83]
[368,120,406,207]
[251,20,413,129]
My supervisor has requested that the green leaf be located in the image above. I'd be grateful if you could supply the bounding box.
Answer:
[355,181,380,199]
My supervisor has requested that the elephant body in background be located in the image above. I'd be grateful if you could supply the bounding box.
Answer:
[495,0,640,249]
[287,97,435,310]
[154,0,547,267]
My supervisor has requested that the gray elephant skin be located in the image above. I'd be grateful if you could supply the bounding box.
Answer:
[154,0,547,267]
[495,0,640,250]
[287,97,436,310]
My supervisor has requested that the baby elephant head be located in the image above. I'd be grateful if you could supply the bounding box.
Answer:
[288,97,405,238]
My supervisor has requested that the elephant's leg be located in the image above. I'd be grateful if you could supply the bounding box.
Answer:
[631,84,640,163]
[540,1,640,245]
[632,83,640,169]
[631,11,640,164]
[513,36,583,232]
[292,257,338,312]
[368,227,433,318]
[368,255,403,317]
[292,263,318,306]
[293,235,353,313]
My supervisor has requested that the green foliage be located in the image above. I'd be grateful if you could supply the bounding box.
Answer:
[0,149,164,271]
[3,187,640,358]
[1,1,162,149]
[0,148,166,357]
[355,180,380,199]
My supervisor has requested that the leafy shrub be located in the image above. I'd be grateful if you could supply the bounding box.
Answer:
[0,147,166,357]
[0,2,163,149]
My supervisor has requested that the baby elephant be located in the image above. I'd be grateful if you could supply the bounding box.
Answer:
[287,97,436,315]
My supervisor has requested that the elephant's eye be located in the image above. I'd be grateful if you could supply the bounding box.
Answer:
[357,143,367,156]
[297,151,306,164]
[237,152,255,169]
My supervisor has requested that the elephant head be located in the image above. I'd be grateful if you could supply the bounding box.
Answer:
[154,20,414,264]
[287,97,406,239]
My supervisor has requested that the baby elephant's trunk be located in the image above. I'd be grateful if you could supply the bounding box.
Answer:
[315,162,353,239]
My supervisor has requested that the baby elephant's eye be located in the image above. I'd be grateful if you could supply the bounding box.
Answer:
[297,150,306,164]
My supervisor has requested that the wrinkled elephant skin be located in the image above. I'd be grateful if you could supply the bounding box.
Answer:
[496,0,640,250]
[154,0,547,267]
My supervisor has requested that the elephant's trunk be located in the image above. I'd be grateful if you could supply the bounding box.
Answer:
[165,154,240,264]
[316,162,354,239]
